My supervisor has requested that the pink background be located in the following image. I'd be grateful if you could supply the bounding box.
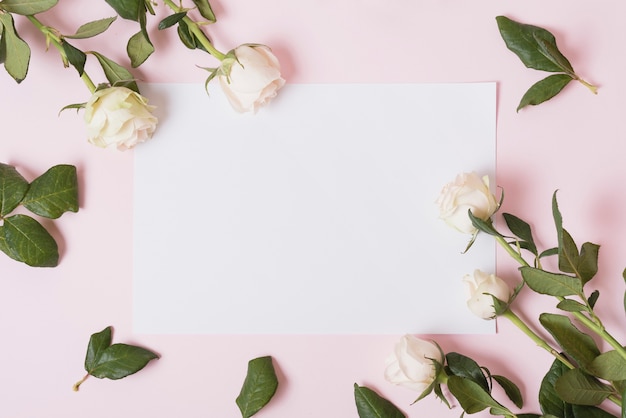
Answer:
[1,0,625,416]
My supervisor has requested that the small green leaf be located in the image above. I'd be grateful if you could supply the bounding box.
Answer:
[177,19,197,49]
[127,30,154,68]
[0,162,29,216]
[517,74,573,111]
[0,0,58,15]
[21,165,78,219]
[191,0,216,22]
[469,210,502,237]
[555,369,612,406]
[65,16,117,39]
[589,350,626,381]
[236,356,278,418]
[446,352,489,392]
[0,12,30,83]
[559,229,580,274]
[447,376,511,416]
[539,247,559,259]
[77,326,159,389]
[521,266,583,297]
[158,12,187,30]
[3,214,58,267]
[493,375,523,409]
[503,212,537,255]
[496,16,574,74]
[578,242,600,285]
[556,299,588,313]
[587,290,600,309]
[61,41,86,75]
[540,313,600,372]
[104,0,142,21]
[354,384,405,418]
[90,51,138,93]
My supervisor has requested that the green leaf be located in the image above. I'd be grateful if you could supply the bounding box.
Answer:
[177,19,197,49]
[21,165,78,219]
[127,30,154,68]
[0,12,30,83]
[517,74,573,111]
[572,404,618,418]
[588,290,600,309]
[61,41,86,75]
[503,212,537,255]
[589,350,626,381]
[104,0,142,21]
[540,313,600,371]
[556,299,589,313]
[540,247,559,259]
[446,352,489,392]
[354,384,406,418]
[578,242,600,285]
[447,376,510,415]
[90,51,138,93]
[0,225,21,261]
[65,16,117,39]
[83,326,159,381]
[520,266,583,297]
[192,0,216,22]
[493,375,523,408]
[559,229,580,274]
[539,358,574,418]
[158,12,187,30]
[469,210,502,237]
[3,214,58,267]
[555,369,613,406]
[0,0,58,15]
[496,16,574,74]
[0,162,29,216]
[236,356,279,418]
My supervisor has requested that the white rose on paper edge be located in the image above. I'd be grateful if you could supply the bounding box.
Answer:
[218,44,285,113]
[384,334,442,393]
[436,172,499,234]
[84,86,158,151]
[464,269,511,319]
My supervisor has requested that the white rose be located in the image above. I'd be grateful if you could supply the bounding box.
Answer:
[384,335,442,393]
[463,269,511,319]
[218,44,285,113]
[84,86,158,151]
[436,172,498,234]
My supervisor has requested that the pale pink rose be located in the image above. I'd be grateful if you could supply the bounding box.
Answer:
[463,269,511,319]
[384,335,442,393]
[84,86,157,151]
[436,172,498,234]
[218,44,285,113]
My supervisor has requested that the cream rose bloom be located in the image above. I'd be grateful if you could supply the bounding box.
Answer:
[218,44,285,113]
[464,269,511,319]
[384,335,442,393]
[84,86,158,150]
[436,172,498,234]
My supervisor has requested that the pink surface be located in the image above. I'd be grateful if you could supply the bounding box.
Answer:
[1,1,625,417]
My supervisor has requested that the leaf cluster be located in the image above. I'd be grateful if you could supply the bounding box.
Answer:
[496,16,595,111]
[0,163,78,267]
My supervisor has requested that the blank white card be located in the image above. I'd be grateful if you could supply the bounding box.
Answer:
[133,83,496,334]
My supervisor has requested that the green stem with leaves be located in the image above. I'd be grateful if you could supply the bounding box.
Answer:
[25,15,97,93]
[161,0,226,60]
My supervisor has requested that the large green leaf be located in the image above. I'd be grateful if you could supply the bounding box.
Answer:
[0,0,57,15]
[0,162,29,216]
[521,266,582,297]
[65,17,117,39]
[21,164,78,219]
[496,16,574,74]
[104,0,142,21]
[571,405,618,418]
[517,74,573,111]
[0,12,30,83]
[3,214,58,267]
[236,356,279,418]
[447,376,510,416]
[539,358,574,418]
[83,326,159,380]
[446,352,489,392]
[127,30,153,68]
[354,384,405,418]
[589,350,626,382]
[555,369,613,406]
[539,313,600,371]
[90,51,138,93]
[191,0,216,22]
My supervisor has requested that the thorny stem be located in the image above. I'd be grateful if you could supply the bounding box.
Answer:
[161,0,227,61]
[26,15,97,93]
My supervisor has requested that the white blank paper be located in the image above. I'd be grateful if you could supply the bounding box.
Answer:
[133,82,496,334]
